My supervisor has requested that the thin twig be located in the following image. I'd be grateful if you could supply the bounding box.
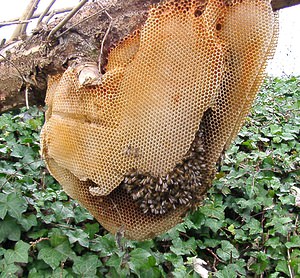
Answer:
[109,197,124,227]
[0,39,5,48]
[285,167,300,174]
[0,20,31,28]
[211,256,217,272]
[287,233,295,278]
[52,223,76,230]
[56,8,105,39]
[44,10,56,25]
[20,0,41,36]
[60,262,64,278]
[47,0,88,39]
[30,237,49,247]
[287,248,294,278]
[98,4,113,73]
[205,248,226,264]
[115,225,125,252]
[37,0,57,26]
[10,0,40,41]
[3,7,73,24]
[294,215,299,236]
[25,86,30,109]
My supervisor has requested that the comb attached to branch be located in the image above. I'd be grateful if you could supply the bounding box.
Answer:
[41,0,278,240]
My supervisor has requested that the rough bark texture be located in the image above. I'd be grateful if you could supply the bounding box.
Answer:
[272,0,300,10]
[0,0,160,113]
[0,0,298,113]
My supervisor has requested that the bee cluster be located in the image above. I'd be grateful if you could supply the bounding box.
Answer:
[122,129,206,215]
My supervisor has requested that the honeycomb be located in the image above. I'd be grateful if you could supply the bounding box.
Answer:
[41,0,278,240]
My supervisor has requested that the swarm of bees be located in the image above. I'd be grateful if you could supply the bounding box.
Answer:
[122,127,206,215]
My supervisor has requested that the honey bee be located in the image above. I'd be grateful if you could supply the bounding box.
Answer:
[121,126,207,215]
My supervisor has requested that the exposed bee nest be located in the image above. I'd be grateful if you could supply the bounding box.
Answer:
[122,128,206,215]
[41,0,278,239]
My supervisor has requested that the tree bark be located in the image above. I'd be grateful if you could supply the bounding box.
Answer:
[272,0,300,10]
[0,0,299,113]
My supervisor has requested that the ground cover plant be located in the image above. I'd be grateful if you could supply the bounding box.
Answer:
[0,76,299,277]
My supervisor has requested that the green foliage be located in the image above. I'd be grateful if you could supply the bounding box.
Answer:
[0,76,299,277]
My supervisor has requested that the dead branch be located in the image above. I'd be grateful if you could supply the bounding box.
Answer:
[98,3,113,73]
[10,0,41,41]
[37,0,57,26]
[1,7,73,25]
[47,0,88,39]
[56,8,105,39]
[0,0,299,113]
[0,0,156,113]
[0,20,31,28]
[272,0,300,10]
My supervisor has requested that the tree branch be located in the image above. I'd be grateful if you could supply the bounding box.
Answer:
[271,0,300,10]
[10,0,40,41]
[0,20,31,28]
[0,7,73,27]
[37,0,57,26]
[0,0,299,113]
[47,0,88,39]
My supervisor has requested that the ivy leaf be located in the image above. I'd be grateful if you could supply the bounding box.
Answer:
[65,229,89,248]
[84,223,100,239]
[0,261,20,278]
[128,248,160,277]
[38,235,75,269]
[205,218,223,233]
[10,144,28,158]
[11,145,35,164]
[0,193,27,221]
[285,236,300,249]
[217,261,247,277]
[164,253,184,269]
[249,252,269,274]
[139,267,161,278]
[204,238,221,248]
[275,260,290,276]
[51,202,75,221]
[107,265,131,278]
[0,194,8,219]
[73,254,102,276]
[28,228,48,240]
[54,239,76,261]
[89,234,116,256]
[215,265,238,278]
[49,229,68,247]
[129,248,152,269]
[18,214,37,231]
[242,218,262,235]
[106,253,122,268]
[281,132,295,141]
[74,205,94,223]
[188,210,205,227]
[216,241,239,262]
[38,246,65,269]
[0,216,21,243]
[4,240,30,264]
[269,125,282,135]
[170,237,197,256]
[172,266,188,278]
[265,237,281,249]
[265,217,293,236]
[200,203,225,220]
